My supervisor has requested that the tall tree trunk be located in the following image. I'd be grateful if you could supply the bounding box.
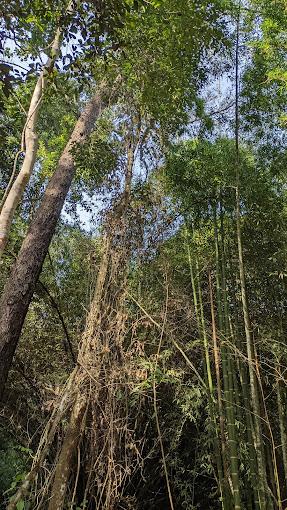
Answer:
[47,132,137,510]
[0,88,105,400]
[0,2,73,255]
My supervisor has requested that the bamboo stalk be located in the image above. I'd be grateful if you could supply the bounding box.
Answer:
[234,10,269,507]
[185,225,227,509]
[213,207,241,510]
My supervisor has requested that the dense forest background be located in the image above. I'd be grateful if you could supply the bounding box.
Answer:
[0,0,287,508]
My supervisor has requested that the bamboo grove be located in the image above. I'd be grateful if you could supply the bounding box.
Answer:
[0,0,287,509]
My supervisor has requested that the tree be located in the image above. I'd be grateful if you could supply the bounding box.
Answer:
[0,88,106,399]
[0,2,69,255]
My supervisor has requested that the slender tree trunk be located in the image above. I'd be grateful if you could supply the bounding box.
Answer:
[0,89,105,400]
[0,5,73,255]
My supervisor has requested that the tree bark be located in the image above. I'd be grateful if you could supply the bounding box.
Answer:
[0,89,105,400]
[0,24,64,255]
